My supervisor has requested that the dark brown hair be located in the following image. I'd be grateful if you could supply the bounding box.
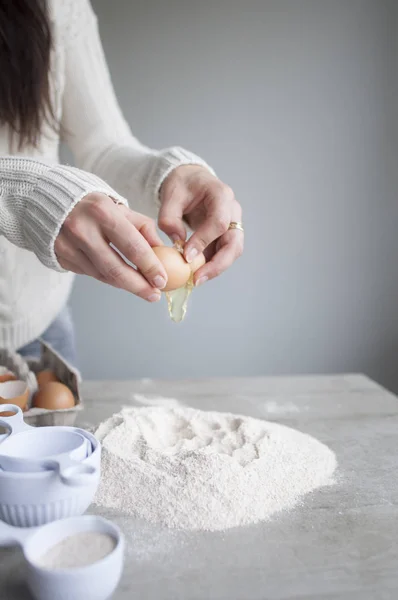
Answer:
[0,0,55,149]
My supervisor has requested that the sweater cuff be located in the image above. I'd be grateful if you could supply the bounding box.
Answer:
[23,164,127,271]
[151,147,216,210]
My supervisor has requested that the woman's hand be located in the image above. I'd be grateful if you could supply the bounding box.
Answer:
[159,165,243,286]
[55,193,167,302]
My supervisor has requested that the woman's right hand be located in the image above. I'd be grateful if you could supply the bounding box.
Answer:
[54,193,167,302]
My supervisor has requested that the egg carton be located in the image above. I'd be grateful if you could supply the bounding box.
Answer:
[0,340,82,427]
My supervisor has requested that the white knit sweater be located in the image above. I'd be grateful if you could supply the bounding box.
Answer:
[0,0,212,350]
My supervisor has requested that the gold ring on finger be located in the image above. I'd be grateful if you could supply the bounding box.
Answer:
[228,221,244,233]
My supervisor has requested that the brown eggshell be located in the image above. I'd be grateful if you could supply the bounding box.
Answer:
[0,367,17,383]
[0,380,29,411]
[33,382,75,411]
[153,246,206,292]
[36,370,59,388]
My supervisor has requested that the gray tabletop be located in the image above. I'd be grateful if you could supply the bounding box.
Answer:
[1,374,397,600]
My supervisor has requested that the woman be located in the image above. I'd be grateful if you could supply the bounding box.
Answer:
[0,0,243,366]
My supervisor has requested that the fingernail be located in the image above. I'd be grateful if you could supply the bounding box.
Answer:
[147,293,161,303]
[170,234,180,243]
[153,275,166,289]
[196,276,208,287]
[186,248,198,263]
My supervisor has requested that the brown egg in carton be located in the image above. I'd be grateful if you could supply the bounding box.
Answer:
[0,340,82,427]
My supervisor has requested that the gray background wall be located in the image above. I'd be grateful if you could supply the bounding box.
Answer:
[68,0,398,390]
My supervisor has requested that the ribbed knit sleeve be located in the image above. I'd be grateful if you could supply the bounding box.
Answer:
[60,0,215,219]
[0,157,127,271]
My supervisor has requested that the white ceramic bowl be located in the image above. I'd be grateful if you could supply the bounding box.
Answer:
[0,429,90,473]
[0,430,101,527]
[25,516,124,600]
[0,515,124,600]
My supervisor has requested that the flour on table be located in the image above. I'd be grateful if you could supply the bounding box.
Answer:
[94,406,336,531]
[261,400,302,414]
[132,393,182,408]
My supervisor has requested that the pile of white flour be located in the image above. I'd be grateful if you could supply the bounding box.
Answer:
[94,406,336,531]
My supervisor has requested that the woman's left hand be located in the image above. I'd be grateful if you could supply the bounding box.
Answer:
[159,165,244,287]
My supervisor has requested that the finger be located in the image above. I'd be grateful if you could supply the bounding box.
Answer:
[119,207,164,248]
[56,236,103,279]
[74,229,162,302]
[74,197,167,289]
[59,254,160,301]
[184,187,234,262]
[101,207,168,290]
[158,186,187,243]
[193,230,244,286]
